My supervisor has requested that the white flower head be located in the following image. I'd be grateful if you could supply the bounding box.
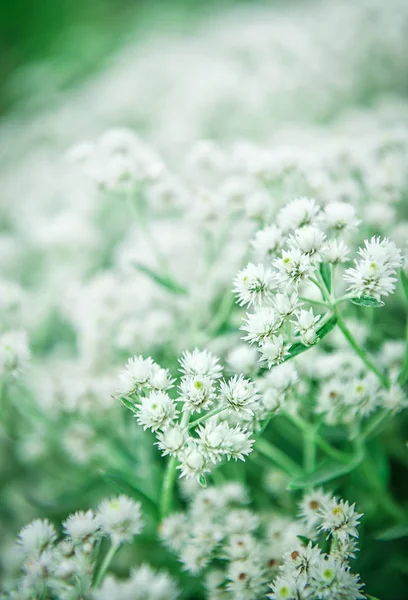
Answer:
[321,202,360,233]
[156,425,187,456]
[179,349,222,380]
[319,498,362,542]
[178,443,209,480]
[289,226,326,259]
[259,335,291,368]
[97,495,143,545]
[293,308,321,346]
[321,239,350,263]
[0,330,30,378]
[18,519,56,556]
[252,225,283,261]
[137,391,178,431]
[233,263,274,307]
[277,196,320,233]
[273,249,314,290]
[63,510,100,545]
[179,375,216,413]
[220,374,259,415]
[241,307,282,345]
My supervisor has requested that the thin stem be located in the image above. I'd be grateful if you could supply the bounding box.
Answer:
[160,410,190,519]
[93,543,119,588]
[188,406,227,429]
[299,297,330,308]
[256,438,302,476]
[335,309,390,389]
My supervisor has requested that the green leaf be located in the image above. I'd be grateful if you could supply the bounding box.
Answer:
[350,296,384,308]
[376,523,408,541]
[119,396,138,414]
[320,263,331,293]
[297,535,312,546]
[400,269,408,302]
[288,455,363,490]
[282,316,338,363]
[134,262,187,295]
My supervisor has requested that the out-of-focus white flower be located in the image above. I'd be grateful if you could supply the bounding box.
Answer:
[97,495,143,545]
[233,263,274,307]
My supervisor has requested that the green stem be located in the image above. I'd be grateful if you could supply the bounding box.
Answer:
[256,438,302,476]
[188,406,227,429]
[335,309,390,389]
[93,543,119,588]
[160,410,190,519]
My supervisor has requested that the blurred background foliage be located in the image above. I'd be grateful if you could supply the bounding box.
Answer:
[0,0,255,115]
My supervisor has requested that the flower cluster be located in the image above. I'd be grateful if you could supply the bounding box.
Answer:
[2,495,145,600]
[118,349,258,481]
[235,198,402,368]
[160,483,365,600]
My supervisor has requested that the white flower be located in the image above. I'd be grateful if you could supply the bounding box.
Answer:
[252,225,283,260]
[298,489,333,530]
[196,421,231,464]
[179,349,222,380]
[159,513,189,553]
[345,237,402,301]
[273,293,301,318]
[259,335,291,367]
[344,260,398,301]
[241,307,282,345]
[319,498,362,542]
[321,202,360,232]
[226,558,266,599]
[277,197,320,233]
[137,391,178,431]
[233,263,274,307]
[224,510,260,535]
[0,330,30,378]
[178,444,209,479]
[156,425,187,456]
[223,426,254,461]
[289,226,326,259]
[293,308,321,346]
[63,510,100,545]
[268,573,302,600]
[321,239,350,263]
[97,495,143,545]
[273,249,314,290]
[358,236,402,270]
[117,355,155,396]
[219,374,259,415]
[18,519,56,556]
[179,375,216,412]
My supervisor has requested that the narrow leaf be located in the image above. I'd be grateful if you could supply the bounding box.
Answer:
[282,316,338,363]
[320,263,331,293]
[376,523,408,541]
[134,262,187,295]
[350,296,384,308]
[288,455,363,490]
[400,269,408,302]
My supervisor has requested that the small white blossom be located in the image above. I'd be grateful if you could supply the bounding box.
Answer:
[18,520,56,556]
[233,263,274,307]
[241,308,282,345]
[259,335,291,367]
[97,495,143,545]
[179,349,222,380]
[137,391,178,431]
[220,374,259,415]
[273,249,314,290]
[277,197,321,233]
